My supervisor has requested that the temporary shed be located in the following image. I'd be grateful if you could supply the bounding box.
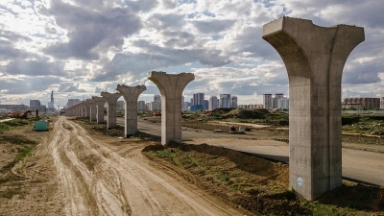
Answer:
[34,120,49,131]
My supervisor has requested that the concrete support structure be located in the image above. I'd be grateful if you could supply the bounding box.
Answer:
[92,96,106,124]
[86,99,97,121]
[262,17,364,200]
[116,85,146,137]
[148,71,194,144]
[80,103,88,117]
[101,92,122,129]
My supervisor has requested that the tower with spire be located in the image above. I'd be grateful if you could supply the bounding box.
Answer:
[48,91,55,112]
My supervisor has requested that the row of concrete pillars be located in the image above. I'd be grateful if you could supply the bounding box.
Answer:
[65,71,195,143]
[67,17,365,201]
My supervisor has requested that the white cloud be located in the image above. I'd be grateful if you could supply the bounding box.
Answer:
[0,0,383,107]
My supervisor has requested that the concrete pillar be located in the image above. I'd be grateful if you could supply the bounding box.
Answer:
[101,92,122,129]
[92,96,106,124]
[76,105,80,116]
[148,71,194,144]
[116,84,146,137]
[80,104,86,117]
[83,102,90,118]
[86,99,97,122]
[262,17,364,200]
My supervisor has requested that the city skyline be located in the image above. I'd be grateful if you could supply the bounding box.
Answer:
[0,1,382,108]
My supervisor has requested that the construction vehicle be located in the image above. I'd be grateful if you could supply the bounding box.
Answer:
[7,110,33,119]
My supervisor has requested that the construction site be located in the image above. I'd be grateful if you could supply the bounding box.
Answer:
[0,17,383,216]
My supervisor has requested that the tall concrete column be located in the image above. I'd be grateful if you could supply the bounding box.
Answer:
[86,99,97,122]
[148,71,194,144]
[101,92,122,129]
[116,84,146,137]
[83,102,90,118]
[76,105,81,116]
[80,103,86,117]
[262,17,364,200]
[92,96,106,124]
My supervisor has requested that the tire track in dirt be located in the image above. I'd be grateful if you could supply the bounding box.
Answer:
[59,118,129,215]
[48,117,249,215]
[48,119,90,216]
[65,118,247,216]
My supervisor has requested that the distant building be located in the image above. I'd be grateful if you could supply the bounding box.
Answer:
[150,102,161,112]
[277,97,290,110]
[263,93,288,110]
[137,101,146,112]
[47,91,55,112]
[30,100,41,111]
[116,101,125,111]
[342,98,380,109]
[182,102,190,111]
[193,93,205,107]
[204,100,208,110]
[230,96,238,108]
[273,93,284,109]
[189,105,204,112]
[154,95,161,102]
[263,94,273,110]
[0,104,30,112]
[219,94,231,108]
[208,96,219,111]
[29,100,46,113]
[66,99,81,108]
[381,97,384,109]
[238,104,264,109]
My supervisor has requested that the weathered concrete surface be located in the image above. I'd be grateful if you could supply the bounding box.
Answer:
[92,96,106,124]
[262,17,364,200]
[148,71,194,144]
[101,92,122,129]
[116,84,146,137]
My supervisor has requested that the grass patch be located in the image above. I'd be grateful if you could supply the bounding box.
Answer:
[152,150,178,159]
[0,119,30,133]
[15,145,34,163]
[1,135,38,145]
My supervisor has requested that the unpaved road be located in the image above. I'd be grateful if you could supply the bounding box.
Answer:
[47,117,248,215]
[128,118,384,186]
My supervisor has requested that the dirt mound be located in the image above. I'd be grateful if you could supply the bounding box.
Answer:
[142,142,309,215]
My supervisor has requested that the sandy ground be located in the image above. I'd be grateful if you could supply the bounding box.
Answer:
[1,117,250,216]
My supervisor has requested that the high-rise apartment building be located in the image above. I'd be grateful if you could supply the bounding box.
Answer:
[208,96,219,110]
[219,94,231,108]
[137,101,146,112]
[264,94,289,110]
[116,101,125,111]
[30,100,41,110]
[263,94,273,110]
[273,93,284,109]
[277,97,289,110]
[193,93,205,107]
[230,96,238,108]
[204,100,208,110]
[154,95,161,102]
[151,102,161,112]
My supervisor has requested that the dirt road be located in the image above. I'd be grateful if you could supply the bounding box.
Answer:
[46,117,248,215]
[129,118,384,186]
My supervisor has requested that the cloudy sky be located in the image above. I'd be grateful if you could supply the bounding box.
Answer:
[0,0,383,108]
